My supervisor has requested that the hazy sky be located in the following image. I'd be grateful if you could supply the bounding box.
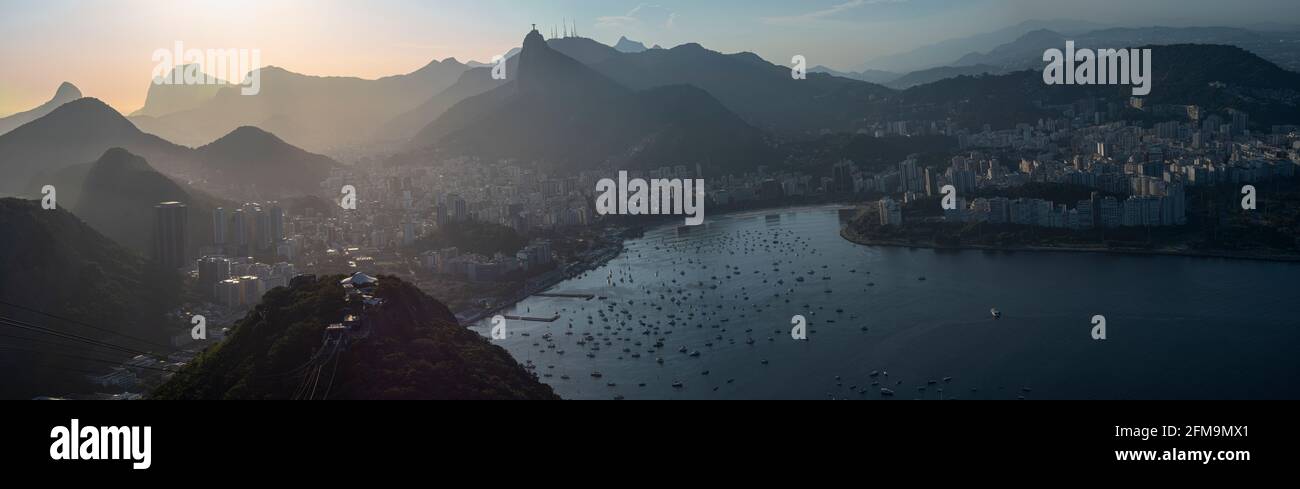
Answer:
[1,0,1296,116]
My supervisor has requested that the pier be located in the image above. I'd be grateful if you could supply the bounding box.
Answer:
[503,314,561,323]
[533,292,595,300]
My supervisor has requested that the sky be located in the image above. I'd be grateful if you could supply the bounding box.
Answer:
[1,0,1297,116]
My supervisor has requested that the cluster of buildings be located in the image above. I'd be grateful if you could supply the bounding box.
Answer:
[855,105,1300,231]
[936,191,1185,230]
[207,201,297,260]
[83,351,193,393]
[197,256,298,309]
[420,240,555,283]
[319,157,601,245]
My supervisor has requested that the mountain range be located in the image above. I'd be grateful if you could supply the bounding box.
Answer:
[404,29,778,175]
[4,25,1299,192]
[883,64,1004,89]
[571,40,894,136]
[827,23,1300,93]
[856,19,1108,73]
[0,98,339,199]
[899,44,1300,130]
[809,65,901,85]
[0,98,195,196]
[128,58,471,152]
[128,64,229,118]
[950,26,1300,73]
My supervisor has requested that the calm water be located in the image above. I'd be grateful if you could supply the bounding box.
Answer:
[472,205,1300,399]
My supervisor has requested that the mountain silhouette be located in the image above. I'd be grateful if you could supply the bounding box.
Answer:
[885,64,1003,89]
[810,65,901,85]
[73,148,221,257]
[860,19,1107,73]
[379,67,508,141]
[383,36,618,141]
[408,29,776,175]
[0,98,195,196]
[0,82,82,136]
[1,98,335,201]
[581,42,894,135]
[614,36,648,53]
[903,44,1300,129]
[129,58,470,152]
[194,126,340,196]
[948,26,1300,72]
[129,64,228,117]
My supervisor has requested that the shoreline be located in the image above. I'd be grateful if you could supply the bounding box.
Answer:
[463,202,1300,329]
[455,237,626,326]
[840,227,1300,263]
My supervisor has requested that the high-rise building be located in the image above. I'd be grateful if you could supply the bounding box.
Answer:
[832,160,856,195]
[153,202,188,270]
[1100,197,1122,229]
[451,195,468,222]
[213,207,226,246]
[1229,109,1250,135]
[254,206,271,250]
[898,159,922,194]
[231,208,247,249]
[269,203,285,244]
[403,222,417,246]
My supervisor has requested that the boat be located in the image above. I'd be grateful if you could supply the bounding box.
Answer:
[991,308,1002,319]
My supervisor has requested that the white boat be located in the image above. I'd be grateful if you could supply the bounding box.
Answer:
[991,308,1002,319]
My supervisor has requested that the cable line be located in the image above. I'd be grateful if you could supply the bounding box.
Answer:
[0,315,156,357]
[0,298,171,349]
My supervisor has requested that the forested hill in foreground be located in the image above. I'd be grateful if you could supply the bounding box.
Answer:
[153,275,559,400]
[0,198,180,398]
